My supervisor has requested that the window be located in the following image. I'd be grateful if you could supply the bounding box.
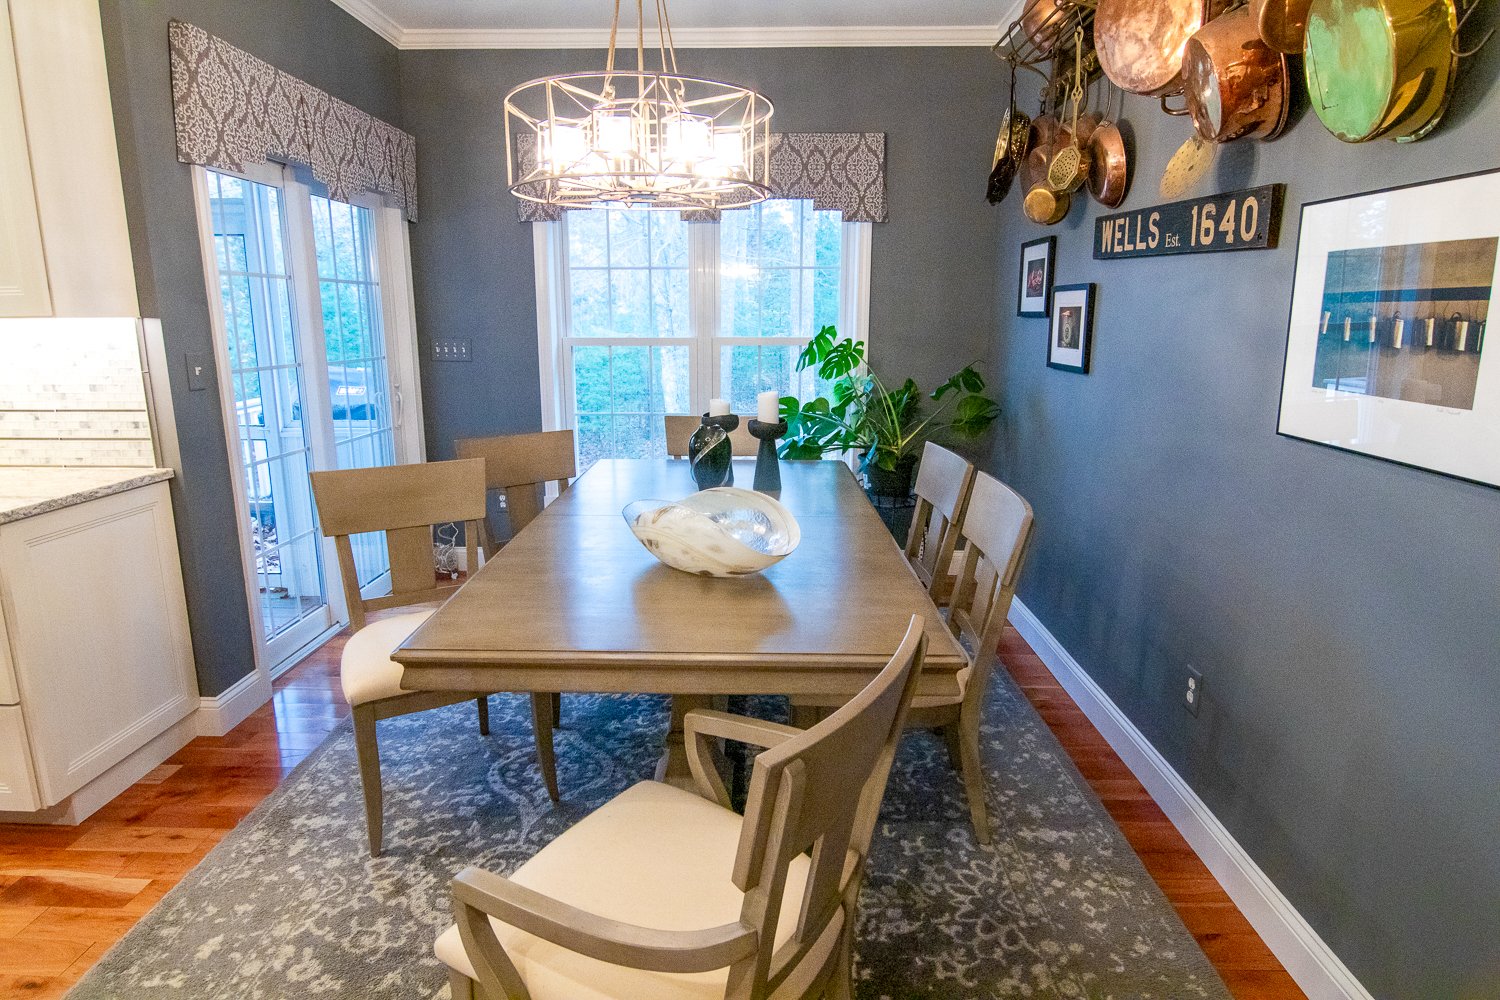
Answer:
[538,200,871,471]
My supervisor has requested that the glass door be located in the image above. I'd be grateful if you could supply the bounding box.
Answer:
[205,169,332,664]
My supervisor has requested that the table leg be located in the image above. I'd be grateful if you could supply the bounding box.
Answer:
[656,694,712,789]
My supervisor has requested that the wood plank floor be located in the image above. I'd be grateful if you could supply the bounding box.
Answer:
[0,623,1307,999]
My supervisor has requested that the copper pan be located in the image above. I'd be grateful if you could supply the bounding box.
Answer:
[1182,6,1291,141]
[1087,120,1130,206]
[1022,115,1067,191]
[1020,0,1074,51]
[1095,0,1233,96]
[1024,184,1071,225]
[1251,0,1314,52]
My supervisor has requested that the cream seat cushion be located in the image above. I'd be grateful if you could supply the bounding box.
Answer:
[339,609,435,707]
[435,780,812,1000]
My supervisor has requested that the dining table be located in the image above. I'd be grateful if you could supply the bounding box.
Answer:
[391,458,968,782]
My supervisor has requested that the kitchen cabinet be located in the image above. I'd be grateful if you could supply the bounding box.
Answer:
[0,0,139,319]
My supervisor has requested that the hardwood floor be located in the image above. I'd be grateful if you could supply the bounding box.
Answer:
[0,624,1307,999]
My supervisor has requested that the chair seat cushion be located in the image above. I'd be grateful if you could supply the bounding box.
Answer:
[339,610,435,707]
[435,780,811,1000]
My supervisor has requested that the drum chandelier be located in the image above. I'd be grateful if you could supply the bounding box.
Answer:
[503,0,774,211]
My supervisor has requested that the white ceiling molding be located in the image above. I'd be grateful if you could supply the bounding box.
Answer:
[328,0,1020,49]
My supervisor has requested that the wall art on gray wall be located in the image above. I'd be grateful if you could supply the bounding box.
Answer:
[1048,283,1095,374]
[1018,236,1055,317]
[1278,170,1499,488]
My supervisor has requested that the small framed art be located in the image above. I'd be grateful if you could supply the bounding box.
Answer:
[1018,236,1055,317]
[1048,283,1095,374]
[1277,169,1499,488]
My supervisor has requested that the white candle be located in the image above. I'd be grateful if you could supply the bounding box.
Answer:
[708,398,730,416]
[757,390,779,424]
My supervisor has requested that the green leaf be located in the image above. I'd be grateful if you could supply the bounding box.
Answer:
[950,394,1000,436]
[779,440,826,460]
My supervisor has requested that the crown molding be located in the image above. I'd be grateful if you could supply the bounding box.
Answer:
[328,0,1014,50]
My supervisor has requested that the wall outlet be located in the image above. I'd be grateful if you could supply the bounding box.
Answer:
[431,338,472,362]
[1184,666,1204,717]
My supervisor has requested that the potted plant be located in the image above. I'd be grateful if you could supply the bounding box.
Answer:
[778,326,1000,498]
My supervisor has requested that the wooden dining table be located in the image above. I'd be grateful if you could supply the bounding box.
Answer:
[392,458,967,781]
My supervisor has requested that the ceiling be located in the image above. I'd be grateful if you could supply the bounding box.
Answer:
[330,0,1019,48]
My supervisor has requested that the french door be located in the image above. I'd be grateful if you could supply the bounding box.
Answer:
[194,163,423,675]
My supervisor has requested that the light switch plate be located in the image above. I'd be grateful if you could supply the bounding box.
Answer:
[185,352,214,391]
[432,338,472,362]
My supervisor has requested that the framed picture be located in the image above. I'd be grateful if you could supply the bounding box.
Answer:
[1047,283,1095,374]
[1018,236,1055,317]
[1277,169,1499,488]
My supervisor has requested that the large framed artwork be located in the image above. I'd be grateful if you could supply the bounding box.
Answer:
[1018,236,1055,317]
[1047,283,1095,374]
[1277,170,1499,488]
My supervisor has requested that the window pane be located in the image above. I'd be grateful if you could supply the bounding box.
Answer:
[717,199,841,340]
[720,344,797,413]
[567,210,608,268]
[569,343,690,471]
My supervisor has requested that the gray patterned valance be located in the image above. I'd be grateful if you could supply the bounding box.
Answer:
[168,21,418,221]
[516,132,887,224]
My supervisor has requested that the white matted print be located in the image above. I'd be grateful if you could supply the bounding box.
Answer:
[1277,170,1499,488]
[1047,283,1094,374]
[1018,236,1055,317]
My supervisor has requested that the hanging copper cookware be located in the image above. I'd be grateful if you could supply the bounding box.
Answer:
[1182,7,1291,142]
[1024,184,1072,225]
[1250,0,1314,52]
[1304,0,1459,142]
[1087,120,1130,206]
[988,67,1033,204]
[1094,0,1232,96]
[1020,0,1075,51]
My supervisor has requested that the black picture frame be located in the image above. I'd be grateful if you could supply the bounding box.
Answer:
[1047,283,1095,374]
[1017,236,1056,318]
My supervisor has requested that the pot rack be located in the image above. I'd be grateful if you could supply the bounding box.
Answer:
[992,0,1100,116]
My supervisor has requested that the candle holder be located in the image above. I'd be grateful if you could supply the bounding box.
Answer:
[747,418,788,495]
[688,413,739,490]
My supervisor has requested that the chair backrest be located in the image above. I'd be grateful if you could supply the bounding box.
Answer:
[454,430,576,555]
[664,415,759,459]
[949,471,1034,715]
[905,442,976,605]
[727,616,927,998]
[309,458,486,632]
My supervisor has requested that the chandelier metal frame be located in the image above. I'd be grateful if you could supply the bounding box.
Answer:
[503,0,774,212]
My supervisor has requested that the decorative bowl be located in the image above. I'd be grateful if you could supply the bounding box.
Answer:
[623,487,800,577]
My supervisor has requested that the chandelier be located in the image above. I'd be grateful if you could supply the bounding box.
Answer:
[503,0,773,212]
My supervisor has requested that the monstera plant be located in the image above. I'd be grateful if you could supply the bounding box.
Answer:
[779,326,1000,497]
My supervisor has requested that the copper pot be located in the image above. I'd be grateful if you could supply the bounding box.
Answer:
[1087,120,1130,206]
[1183,6,1291,141]
[1095,0,1232,96]
[1251,0,1314,52]
[1020,0,1074,51]
[1024,183,1071,225]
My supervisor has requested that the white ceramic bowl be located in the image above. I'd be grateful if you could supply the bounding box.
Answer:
[623,487,800,577]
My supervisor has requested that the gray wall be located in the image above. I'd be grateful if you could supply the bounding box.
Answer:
[98,0,401,696]
[397,47,1004,458]
[986,46,1500,1000]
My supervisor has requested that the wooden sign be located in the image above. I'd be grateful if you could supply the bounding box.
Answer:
[1093,184,1285,259]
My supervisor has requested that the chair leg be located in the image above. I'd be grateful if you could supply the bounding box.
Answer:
[957,717,990,845]
[476,695,490,736]
[940,723,963,771]
[825,924,855,1000]
[352,703,384,857]
[447,968,478,1000]
[529,692,560,801]
[548,691,561,729]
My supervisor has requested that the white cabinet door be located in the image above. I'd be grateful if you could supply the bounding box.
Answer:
[0,0,50,319]
[0,483,197,806]
[0,705,40,811]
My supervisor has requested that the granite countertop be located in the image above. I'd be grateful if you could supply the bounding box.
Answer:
[0,466,175,526]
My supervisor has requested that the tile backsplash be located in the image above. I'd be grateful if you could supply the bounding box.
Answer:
[0,318,156,468]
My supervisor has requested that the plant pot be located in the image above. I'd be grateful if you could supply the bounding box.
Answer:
[863,453,919,498]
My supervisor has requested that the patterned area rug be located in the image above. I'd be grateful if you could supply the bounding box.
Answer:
[66,671,1231,1000]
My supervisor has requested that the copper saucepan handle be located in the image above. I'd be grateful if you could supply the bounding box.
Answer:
[1160,93,1191,116]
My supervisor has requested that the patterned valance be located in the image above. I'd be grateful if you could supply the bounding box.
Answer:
[516,132,887,224]
[168,21,418,221]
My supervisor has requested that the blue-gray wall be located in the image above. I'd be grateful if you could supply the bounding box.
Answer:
[985,43,1500,1000]
[99,0,401,696]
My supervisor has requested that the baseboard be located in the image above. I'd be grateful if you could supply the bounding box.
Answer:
[1007,598,1374,1000]
[196,669,272,738]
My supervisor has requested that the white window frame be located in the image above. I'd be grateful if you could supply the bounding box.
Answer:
[190,161,426,679]
[532,208,872,436]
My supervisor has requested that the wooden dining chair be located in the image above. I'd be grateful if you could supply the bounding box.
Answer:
[455,430,577,557]
[904,441,976,607]
[434,616,929,1000]
[664,415,759,459]
[310,459,559,857]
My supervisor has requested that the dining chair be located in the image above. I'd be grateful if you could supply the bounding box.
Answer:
[435,616,929,1000]
[664,415,759,459]
[310,459,560,857]
[904,441,976,607]
[455,430,577,557]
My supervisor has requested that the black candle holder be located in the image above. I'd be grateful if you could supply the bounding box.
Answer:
[747,418,788,495]
[689,412,740,489]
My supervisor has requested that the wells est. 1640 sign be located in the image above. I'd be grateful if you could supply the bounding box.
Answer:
[1093,184,1285,259]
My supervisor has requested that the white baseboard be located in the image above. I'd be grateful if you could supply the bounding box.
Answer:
[1007,598,1374,1000]
[196,669,272,738]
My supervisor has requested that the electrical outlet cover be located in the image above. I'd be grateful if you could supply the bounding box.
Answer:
[1184,665,1203,717]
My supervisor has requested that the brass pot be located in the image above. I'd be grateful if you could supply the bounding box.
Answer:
[1087,120,1130,206]
[1250,0,1314,52]
[1304,0,1458,142]
[1183,7,1291,142]
[1024,183,1072,225]
[1095,0,1232,96]
[987,105,1033,204]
